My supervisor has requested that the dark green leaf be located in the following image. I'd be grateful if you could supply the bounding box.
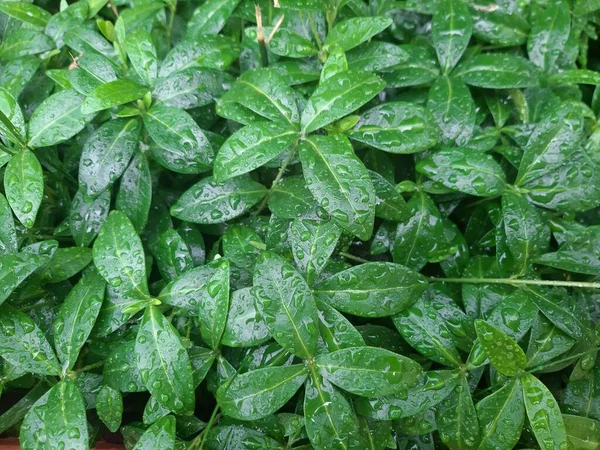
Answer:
[133,415,175,450]
[45,379,89,450]
[431,0,472,73]
[253,252,319,359]
[455,54,539,89]
[299,134,375,240]
[301,71,385,133]
[416,147,506,197]
[290,219,340,285]
[54,270,105,371]
[316,346,423,397]
[96,385,123,433]
[116,152,152,234]
[522,373,567,450]
[217,364,307,420]
[436,375,480,450]
[4,148,43,228]
[136,306,195,414]
[527,0,570,72]
[428,76,475,145]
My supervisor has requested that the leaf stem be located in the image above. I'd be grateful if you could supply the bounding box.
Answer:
[339,252,370,264]
[166,3,177,49]
[255,144,298,215]
[255,5,269,67]
[74,360,105,374]
[432,277,600,289]
[187,405,220,450]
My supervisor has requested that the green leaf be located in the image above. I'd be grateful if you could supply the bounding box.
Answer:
[81,79,149,114]
[0,2,51,27]
[104,340,145,393]
[217,364,307,420]
[158,264,219,313]
[45,379,89,450]
[154,229,193,282]
[501,192,549,275]
[159,35,240,77]
[393,297,462,367]
[485,290,537,341]
[563,414,600,450]
[116,152,152,234]
[136,306,195,414]
[0,57,40,99]
[171,176,266,224]
[54,270,105,372]
[304,371,361,450]
[476,379,524,450]
[347,41,408,72]
[521,286,587,341]
[253,251,319,359]
[455,54,539,88]
[213,122,299,182]
[301,70,385,133]
[383,44,440,88]
[0,193,17,255]
[79,118,140,197]
[321,44,348,82]
[535,225,600,275]
[268,175,319,219]
[0,307,60,376]
[314,262,428,318]
[222,68,300,128]
[369,171,409,221]
[197,259,230,349]
[325,17,392,52]
[428,76,475,145]
[525,313,575,370]
[19,386,50,450]
[256,27,318,58]
[351,102,440,154]
[4,148,43,228]
[96,385,123,433]
[299,134,375,240]
[436,375,480,450]
[392,191,454,271]
[133,415,175,450]
[222,287,270,348]
[206,425,285,449]
[416,147,506,197]
[356,370,458,420]
[187,0,241,37]
[93,210,148,295]
[316,346,423,397]
[316,298,366,352]
[0,86,25,142]
[144,105,213,174]
[548,69,600,86]
[70,189,111,248]
[125,29,158,85]
[475,320,526,376]
[521,373,567,450]
[0,29,54,60]
[0,246,55,305]
[527,0,570,72]
[564,368,600,419]
[289,219,341,285]
[431,0,472,73]
[27,90,94,148]
[153,68,233,110]
[471,6,529,46]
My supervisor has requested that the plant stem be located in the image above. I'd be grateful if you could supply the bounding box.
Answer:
[187,405,220,450]
[255,5,269,67]
[74,360,105,373]
[255,144,298,215]
[432,277,600,289]
[339,252,370,264]
[166,3,176,49]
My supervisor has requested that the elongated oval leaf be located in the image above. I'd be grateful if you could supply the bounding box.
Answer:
[4,148,43,228]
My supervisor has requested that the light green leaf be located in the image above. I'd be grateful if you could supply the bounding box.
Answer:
[45,379,89,450]
[81,79,149,114]
[325,17,392,52]
[475,320,526,376]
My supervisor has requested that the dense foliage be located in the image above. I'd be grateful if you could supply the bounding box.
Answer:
[1,0,600,448]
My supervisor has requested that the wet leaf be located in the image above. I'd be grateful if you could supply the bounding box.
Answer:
[96,385,123,432]
[45,379,89,450]
[4,148,43,228]
[475,320,526,376]
[431,0,472,73]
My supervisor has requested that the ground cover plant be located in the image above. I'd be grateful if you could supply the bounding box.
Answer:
[2,0,600,448]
